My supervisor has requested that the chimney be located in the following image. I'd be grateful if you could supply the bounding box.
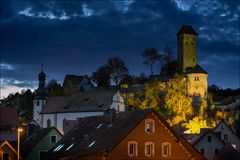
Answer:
[103,108,116,125]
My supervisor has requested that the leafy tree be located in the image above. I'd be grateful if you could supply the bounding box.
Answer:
[47,79,63,96]
[107,57,128,85]
[92,65,111,87]
[184,117,209,133]
[143,48,161,75]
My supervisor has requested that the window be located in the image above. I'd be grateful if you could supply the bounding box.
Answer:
[128,141,138,157]
[194,77,200,81]
[37,100,39,106]
[221,125,224,130]
[50,135,57,144]
[215,148,219,155]
[39,151,48,159]
[53,144,64,152]
[88,141,96,148]
[207,136,212,142]
[223,134,228,141]
[145,142,154,157]
[232,144,237,150]
[200,148,205,154]
[145,119,155,133]
[162,142,171,158]
[47,119,51,127]
[66,144,74,151]
[3,153,9,160]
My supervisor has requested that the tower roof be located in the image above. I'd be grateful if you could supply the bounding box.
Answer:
[177,25,198,35]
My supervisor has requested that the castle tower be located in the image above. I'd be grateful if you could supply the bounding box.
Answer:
[176,25,208,99]
[33,65,48,126]
[177,25,198,72]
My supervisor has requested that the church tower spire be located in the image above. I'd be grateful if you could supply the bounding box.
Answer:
[177,25,198,72]
[33,65,48,127]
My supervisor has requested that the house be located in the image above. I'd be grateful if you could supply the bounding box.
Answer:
[0,140,17,160]
[0,104,19,142]
[189,129,225,160]
[46,108,205,160]
[32,68,125,135]
[213,120,240,153]
[39,90,125,135]
[212,143,240,160]
[21,127,62,160]
[63,75,94,95]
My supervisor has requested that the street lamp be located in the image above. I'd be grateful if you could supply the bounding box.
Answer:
[17,127,23,160]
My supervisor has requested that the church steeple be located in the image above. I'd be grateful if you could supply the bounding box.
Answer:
[177,25,198,72]
[36,64,47,97]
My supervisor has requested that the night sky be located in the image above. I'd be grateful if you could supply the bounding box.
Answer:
[0,0,239,98]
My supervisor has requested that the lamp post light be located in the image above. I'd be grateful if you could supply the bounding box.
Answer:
[17,127,23,160]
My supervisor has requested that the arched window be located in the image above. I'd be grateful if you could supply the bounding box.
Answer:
[145,119,155,133]
[47,119,51,127]
[127,141,138,157]
[145,142,154,157]
[162,142,171,158]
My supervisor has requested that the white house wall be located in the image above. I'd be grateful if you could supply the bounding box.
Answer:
[214,122,240,152]
[42,113,55,128]
[194,132,224,160]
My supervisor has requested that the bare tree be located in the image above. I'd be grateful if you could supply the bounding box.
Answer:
[143,48,161,75]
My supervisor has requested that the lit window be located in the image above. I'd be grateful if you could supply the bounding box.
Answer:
[50,135,57,144]
[88,141,96,148]
[207,136,212,142]
[223,134,228,141]
[232,144,237,150]
[145,142,154,157]
[162,142,171,158]
[145,119,155,133]
[128,141,138,157]
[66,144,74,151]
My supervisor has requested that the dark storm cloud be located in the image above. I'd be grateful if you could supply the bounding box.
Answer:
[0,0,239,93]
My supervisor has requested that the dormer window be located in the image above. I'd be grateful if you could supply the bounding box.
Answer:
[145,119,155,133]
[128,141,138,157]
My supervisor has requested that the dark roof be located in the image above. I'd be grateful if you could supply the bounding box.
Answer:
[46,108,204,159]
[177,25,198,35]
[21,127,61,157]
[41,90,117,114]
[0,104,19,127]
[214,119,237,135]
[186,64,208,74]
[63,75,84,86]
